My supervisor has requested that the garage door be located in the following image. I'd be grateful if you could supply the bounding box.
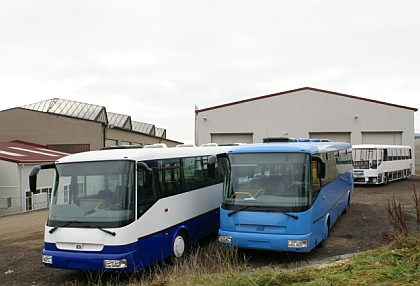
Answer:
[362,132,402,145]
[211,133,253,145]
[309,132,351,143]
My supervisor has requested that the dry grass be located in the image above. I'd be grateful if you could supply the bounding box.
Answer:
[386,185,420,237]
[73,239,247,286]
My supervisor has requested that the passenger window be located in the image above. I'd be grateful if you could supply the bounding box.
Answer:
[182,157,205,191]
[312,161,321,201]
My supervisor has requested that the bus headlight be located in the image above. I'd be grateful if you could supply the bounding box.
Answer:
[218,236,233,244]
[104,259,127,269]
[288,240,307,248]
[42,255,53,264]
[371,178,377,183]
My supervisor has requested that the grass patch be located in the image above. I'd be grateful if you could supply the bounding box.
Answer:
[75,235,420,286]
[152,235,420,286]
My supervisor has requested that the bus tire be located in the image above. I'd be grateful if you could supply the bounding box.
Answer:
[343,194,350,214]
[317,218,330,248]
[383,175,388,185]
[173,231,188,258]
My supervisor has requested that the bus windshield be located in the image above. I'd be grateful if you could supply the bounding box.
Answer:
[48,160,135,228]
[353,148,383,169]
[220,153,311,212]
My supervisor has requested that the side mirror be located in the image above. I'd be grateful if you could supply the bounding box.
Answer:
[137,162,153,188]
[29,166,41,192]
[312,156,326,179]
[207,155,217,179]
[29,163,56,192]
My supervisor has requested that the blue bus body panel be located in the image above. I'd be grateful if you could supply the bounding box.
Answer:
[43,209,219,272]
[219,171,353,252]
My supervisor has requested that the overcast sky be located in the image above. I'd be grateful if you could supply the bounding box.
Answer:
[1,1,419,144]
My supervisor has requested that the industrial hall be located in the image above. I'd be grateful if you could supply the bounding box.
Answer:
[0,98,182,152]
[194,87,418,173]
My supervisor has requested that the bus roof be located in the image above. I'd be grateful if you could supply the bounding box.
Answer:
[56,145,232,164]
[226,142,351,155]
[352,144,411,149]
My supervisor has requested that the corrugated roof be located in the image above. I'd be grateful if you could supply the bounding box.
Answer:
[155,127,166,138]
[20,98,166,138]
[107,112,132,129]
[132,121,155,135]
[0,141,71,163]
[22,98,108,123]
[195,87,419,113]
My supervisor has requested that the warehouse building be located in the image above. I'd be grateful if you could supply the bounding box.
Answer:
[0,98,182,152]
[195,87,418,172]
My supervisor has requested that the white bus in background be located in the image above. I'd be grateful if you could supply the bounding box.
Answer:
[29,143,231,272]
[352,144,413,185]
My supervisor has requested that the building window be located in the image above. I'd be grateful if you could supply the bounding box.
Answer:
[105,139,117,147]
[48,144,90,153]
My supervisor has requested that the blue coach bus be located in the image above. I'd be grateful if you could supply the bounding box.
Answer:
[217,139,353,252]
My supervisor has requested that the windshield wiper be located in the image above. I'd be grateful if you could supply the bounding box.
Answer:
[74,224,117,236]
[96,227,116,236]
[260,208,299,220]
[228,205,256,217]
[280,212,298,220]
[228,206,298,220]
[49,221,81,234]
[49,222,116,236]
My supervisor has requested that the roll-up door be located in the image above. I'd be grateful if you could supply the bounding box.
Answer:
[309,132,351,143]
[362,132,402,145]
[211,133,253,145]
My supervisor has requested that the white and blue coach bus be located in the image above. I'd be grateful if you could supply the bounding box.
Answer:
[217,139,353,252]
[29,144,230,272]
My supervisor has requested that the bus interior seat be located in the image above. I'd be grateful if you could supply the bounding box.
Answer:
[110,186,124,205]
[288,184,305,197]
[98,189,111,199]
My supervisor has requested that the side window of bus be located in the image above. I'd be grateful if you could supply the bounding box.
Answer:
[336,149,353,173]
[203,156,222,185]
[158,159,182,197]
[387,149,393,161]
[312,161,321,200]
[182,156,205,191]
[321,151,338,185]
[137,170,158,201]
[407,148,412,159]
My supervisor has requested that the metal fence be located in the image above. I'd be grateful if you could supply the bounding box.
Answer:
[0,193,49,216]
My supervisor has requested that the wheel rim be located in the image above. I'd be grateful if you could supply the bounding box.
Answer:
[173,235,185,258]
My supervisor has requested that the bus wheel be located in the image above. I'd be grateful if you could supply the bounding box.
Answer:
[317,219,330,248]
[343,194,350,214]
[173,231,188,258]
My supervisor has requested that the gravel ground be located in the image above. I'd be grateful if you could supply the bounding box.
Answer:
[1,175,419,285]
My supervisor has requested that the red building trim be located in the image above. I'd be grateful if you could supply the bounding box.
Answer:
[195,87,418,113]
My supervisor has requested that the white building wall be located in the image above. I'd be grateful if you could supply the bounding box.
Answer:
[195,89,416,172]
[0,161,54,215]
[0,160,19,197]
